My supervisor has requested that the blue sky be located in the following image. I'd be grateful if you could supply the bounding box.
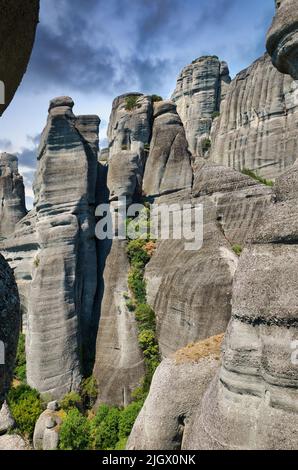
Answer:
[0,0,275,207]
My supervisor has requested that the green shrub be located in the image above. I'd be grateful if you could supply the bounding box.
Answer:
[128,267,146,304]
[60,392,83,412]
[119,401,143,439]
[33,256,40,268]
[7,385,42,438]
[121,144,128,150]
[127,239,150,267]
[126,299,136,312]
[125,95,139,111]
[59,409,90,450]
[241,168,274,187]
[202,138,211,153]
[90,407,120,450]
[135,304,156,331]
[80,377,98,409]
[115,437,128,450]
[232,244,243,256]
[212,111,220,120]
[151,95,163,103]
[14,333,26,382]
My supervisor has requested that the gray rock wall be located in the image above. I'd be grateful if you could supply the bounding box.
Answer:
[209,54,298,179]
[172,56,231,157]
[0,153,27,239]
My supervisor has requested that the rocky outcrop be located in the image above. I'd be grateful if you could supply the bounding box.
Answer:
[107,93,153,158]
[33,402,61,451]
[0,401,15,435]
[172,56,231,156]
[0,0,39,116]
[267,0,298,79]
[209,53,298,179]
[146,160,272,356]
[184,167,298,449]
[0,254,20,406]
[0,434,28,450]
[94,95,148,407]
[0,153,27,238]
[127,335,222,450]
[142,101,193,197]
[3,97,100,399]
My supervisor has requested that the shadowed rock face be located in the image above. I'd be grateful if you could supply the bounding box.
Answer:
[0,0,39,116]
[0,254,20,407]
[267,0,298,79]
[0,153,27,238]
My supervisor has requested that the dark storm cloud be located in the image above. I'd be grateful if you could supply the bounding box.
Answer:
[26,0,252,96]
[17,147,37,169]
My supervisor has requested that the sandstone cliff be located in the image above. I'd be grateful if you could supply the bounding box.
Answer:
[172,56,231,157]
[209,53,298,179]
[0,153,27,238]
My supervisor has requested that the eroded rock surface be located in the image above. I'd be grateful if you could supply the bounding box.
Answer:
[267,0,298,79]
[172,56,231,156]
[146,160,272,356]
[209,53,298,179]
[127,335,222,450]
[0,153,27,238]
[142,101,193,197]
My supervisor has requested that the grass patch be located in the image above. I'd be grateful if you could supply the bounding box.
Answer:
[232,244,243,256]
[241,168,274,187]
[125,95,139,111]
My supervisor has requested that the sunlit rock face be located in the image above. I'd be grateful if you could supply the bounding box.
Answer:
[172,56,231,157]
[267,0,298,79]
[0,0,39,116]
[209,53,298,179]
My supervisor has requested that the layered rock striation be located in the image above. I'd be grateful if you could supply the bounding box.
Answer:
[0,153,27,238]
[209,53,298,179]
[172,56,231,157]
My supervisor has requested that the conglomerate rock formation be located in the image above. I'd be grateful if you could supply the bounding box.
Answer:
[145,160,272,356]
[209,53,298,179]
[181,0,298,451]
[0,153,27,238]
[172,56,231,157]
[0,0,39,116]
[3,97,100,399]
[127,335,223,450]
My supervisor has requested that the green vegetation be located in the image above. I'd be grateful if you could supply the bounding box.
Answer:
[14,333,26,382]
[125,95,139,111]
[80,376,98,409]
[59,409,90,450]
[151,94,163,103]
[33,256,40,268]
[60,392,83,412]
[232,244,243,256]
[241,168,274,187]
[121,144,128,150]
[7,385,43,439]
[212,111,220,120]
[202,138,211,153]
